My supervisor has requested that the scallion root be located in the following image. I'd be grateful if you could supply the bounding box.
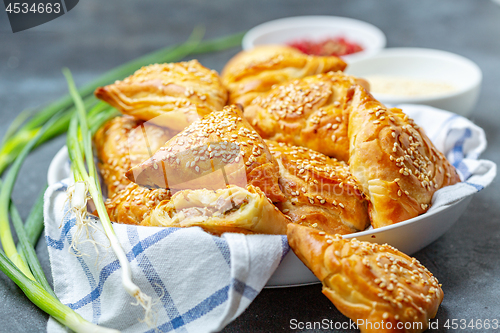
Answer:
[65,182,110,267]
[131,290,156,328]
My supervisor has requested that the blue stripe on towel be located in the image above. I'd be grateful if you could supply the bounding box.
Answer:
[213,236,231,266]
[66,260,121,310]
[53,182,69,192]
[65,226,102,323]
[146,285,230,333]
[452,128,472,165]
[279,235,290,264]
[466,182,484,191]
[232,278,258,301]
[452,128,472,180]
[126,227,187,329]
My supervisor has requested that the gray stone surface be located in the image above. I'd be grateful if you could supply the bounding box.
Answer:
[0,0,499,332]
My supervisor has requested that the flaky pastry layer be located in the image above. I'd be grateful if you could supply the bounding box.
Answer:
[95,60,228,130]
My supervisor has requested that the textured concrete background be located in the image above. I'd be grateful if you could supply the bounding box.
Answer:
[0,0,499,332]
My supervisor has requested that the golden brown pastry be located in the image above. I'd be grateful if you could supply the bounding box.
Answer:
[94,115,175,197]
[105,183,171,225]
[95,60,228,130]
[245,72,368,161]
[266,140,369,235]
[221,45,347,108]
[346,86,460,228]
[287,224,443,333]
[142,185,289,235]
[127,105,287,202]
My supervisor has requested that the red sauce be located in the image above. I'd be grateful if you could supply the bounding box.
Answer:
[287,36,364,57]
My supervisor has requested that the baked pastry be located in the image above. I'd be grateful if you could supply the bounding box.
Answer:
[94,115,175,197]
[287,224,443,333]
[221,45,347,108]
[266,140,369,235]
[346,86,460,228]
[127,105,287,202]
[245,72,368,161]
[142,185,289,235]
[95,60,228,130]
[105,183,171,225]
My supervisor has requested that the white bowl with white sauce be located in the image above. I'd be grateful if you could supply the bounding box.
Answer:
[345,48,482,117]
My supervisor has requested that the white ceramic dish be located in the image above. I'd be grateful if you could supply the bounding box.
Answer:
[267,196,471,287]
[242,16,386,62]
[345,48,482,117]
[47,145,472,288]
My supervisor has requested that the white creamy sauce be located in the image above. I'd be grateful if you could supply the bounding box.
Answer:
[366,75,457,97]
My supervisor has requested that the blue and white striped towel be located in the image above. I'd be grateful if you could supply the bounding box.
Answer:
[44,104,495,333]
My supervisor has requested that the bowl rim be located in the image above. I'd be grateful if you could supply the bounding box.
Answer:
[242,15,387,58]
[347,47,483,103]
[343,197,462,239]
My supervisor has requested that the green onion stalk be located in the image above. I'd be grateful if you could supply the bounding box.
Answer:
[0,126,119,332]
[64,69,156,326]
[0,250,120,333]
[0,112,64,279]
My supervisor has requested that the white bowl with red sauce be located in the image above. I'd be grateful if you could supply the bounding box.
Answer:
[242,15,386,62]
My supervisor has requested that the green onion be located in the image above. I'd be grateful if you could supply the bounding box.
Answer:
[10,202,57,298]
[0,249,119,333]
[65,69,155,326]
[0,120,120,332]
[0,108,34,146]
[0,112,64,278]
[16,185,47,249]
